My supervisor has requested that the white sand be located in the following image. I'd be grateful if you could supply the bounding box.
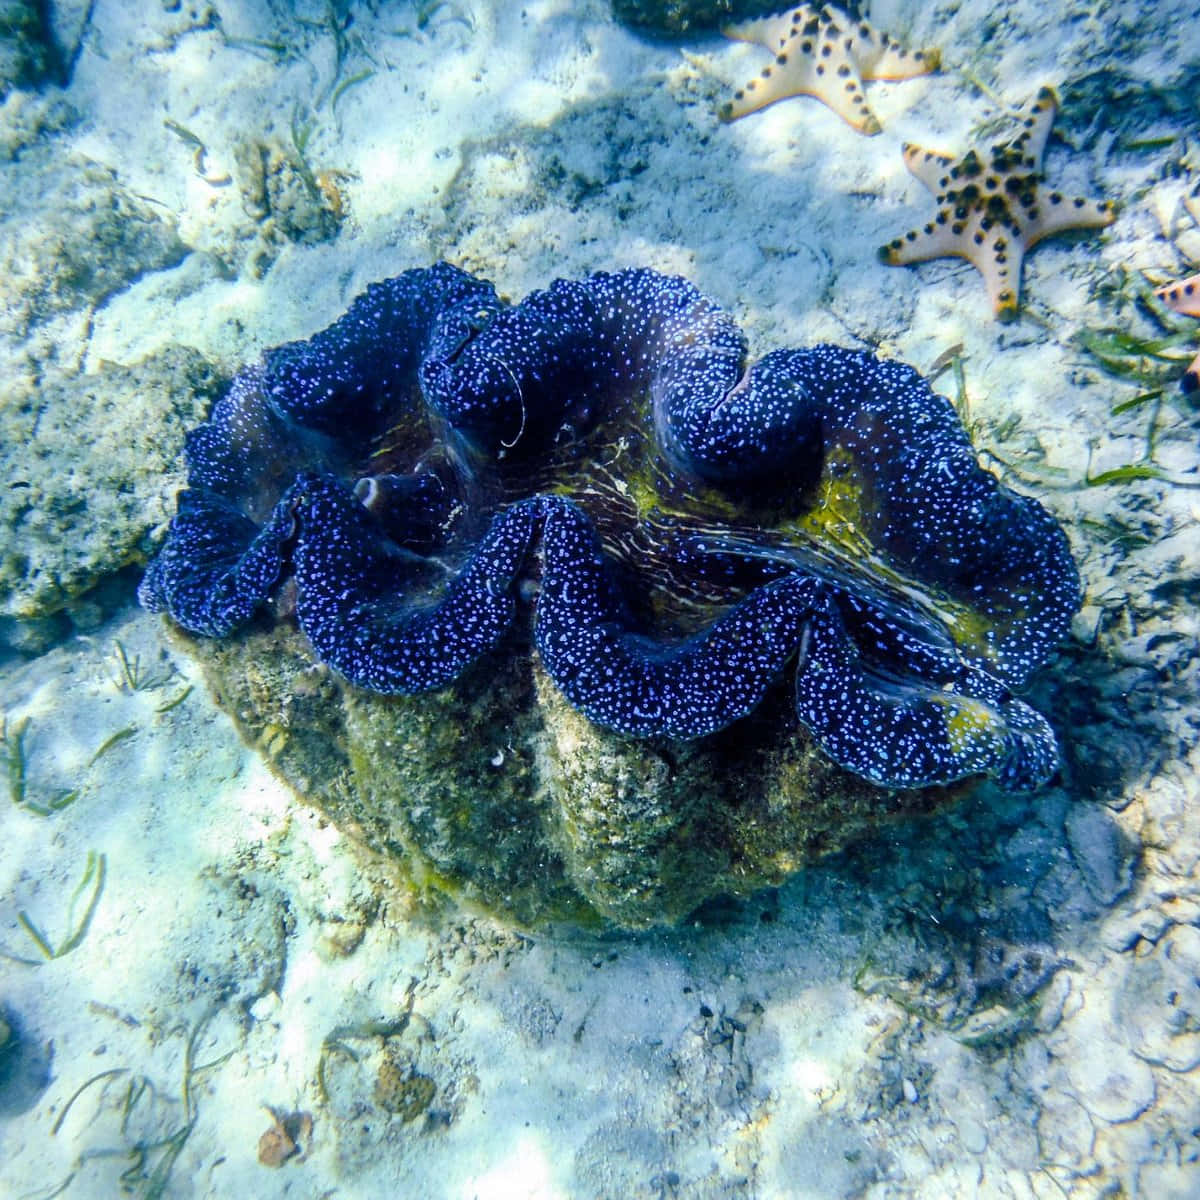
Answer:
[3,1,1200,1196]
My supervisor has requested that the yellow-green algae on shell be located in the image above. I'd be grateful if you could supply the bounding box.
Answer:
[177,620,958,931]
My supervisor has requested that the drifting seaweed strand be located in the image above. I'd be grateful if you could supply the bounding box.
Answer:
[90,726,139,765]
[329,68,374,114]
[108,640,173,693]
[5,851,107,964]
[15,911,54,960]
[3,714,30,805]
[1112,388,1164,416]
[1078,326,1195,385]
[154,685,194,715]
[46,1009,234,1199]
[3,713,79,816]
[51,1068,132,1136]
[59,851,107,956]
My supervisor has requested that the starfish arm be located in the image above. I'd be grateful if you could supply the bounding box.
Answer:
[901,141,961,195]
[719,50,823,121]
[972,223,1027,321]
[1155,273,1200,318]
[879,216,978,265]
[880,209,1028,321]
[719,28,879,131]
[806,8,881,132]
[852,21,941,80]
[1001,86,1060,172]
[1156,276,1200,393]
[722,8,808,50]
[720,7,819,121]
[1022,193,1116,249]
[808,50,880,132]
[1183,351,1200,394]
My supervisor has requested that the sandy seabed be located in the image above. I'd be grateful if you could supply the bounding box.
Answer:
[2,1,1199,1196]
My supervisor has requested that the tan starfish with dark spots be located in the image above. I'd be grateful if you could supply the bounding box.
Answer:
[878,86,1116,321]
[718,3,939,133]
[1154,273,1200,393]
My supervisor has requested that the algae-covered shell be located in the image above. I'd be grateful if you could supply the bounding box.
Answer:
[180,621,956,930]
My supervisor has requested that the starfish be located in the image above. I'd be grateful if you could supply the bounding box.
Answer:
[878,87,1116,321]
[717,3,939,133]
[1154,274,1200,393]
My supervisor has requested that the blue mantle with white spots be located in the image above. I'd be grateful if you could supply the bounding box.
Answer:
[140,263,1080,792]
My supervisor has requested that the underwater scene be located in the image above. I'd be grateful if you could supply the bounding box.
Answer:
[1,0,1198,1195]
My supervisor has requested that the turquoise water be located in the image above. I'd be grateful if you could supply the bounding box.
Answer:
[2,2,1198,1196]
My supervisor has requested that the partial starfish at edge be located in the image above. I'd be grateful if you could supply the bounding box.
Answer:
[1154,273,1200,393]
[718,3,939,134]
[879,86,1116,321]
